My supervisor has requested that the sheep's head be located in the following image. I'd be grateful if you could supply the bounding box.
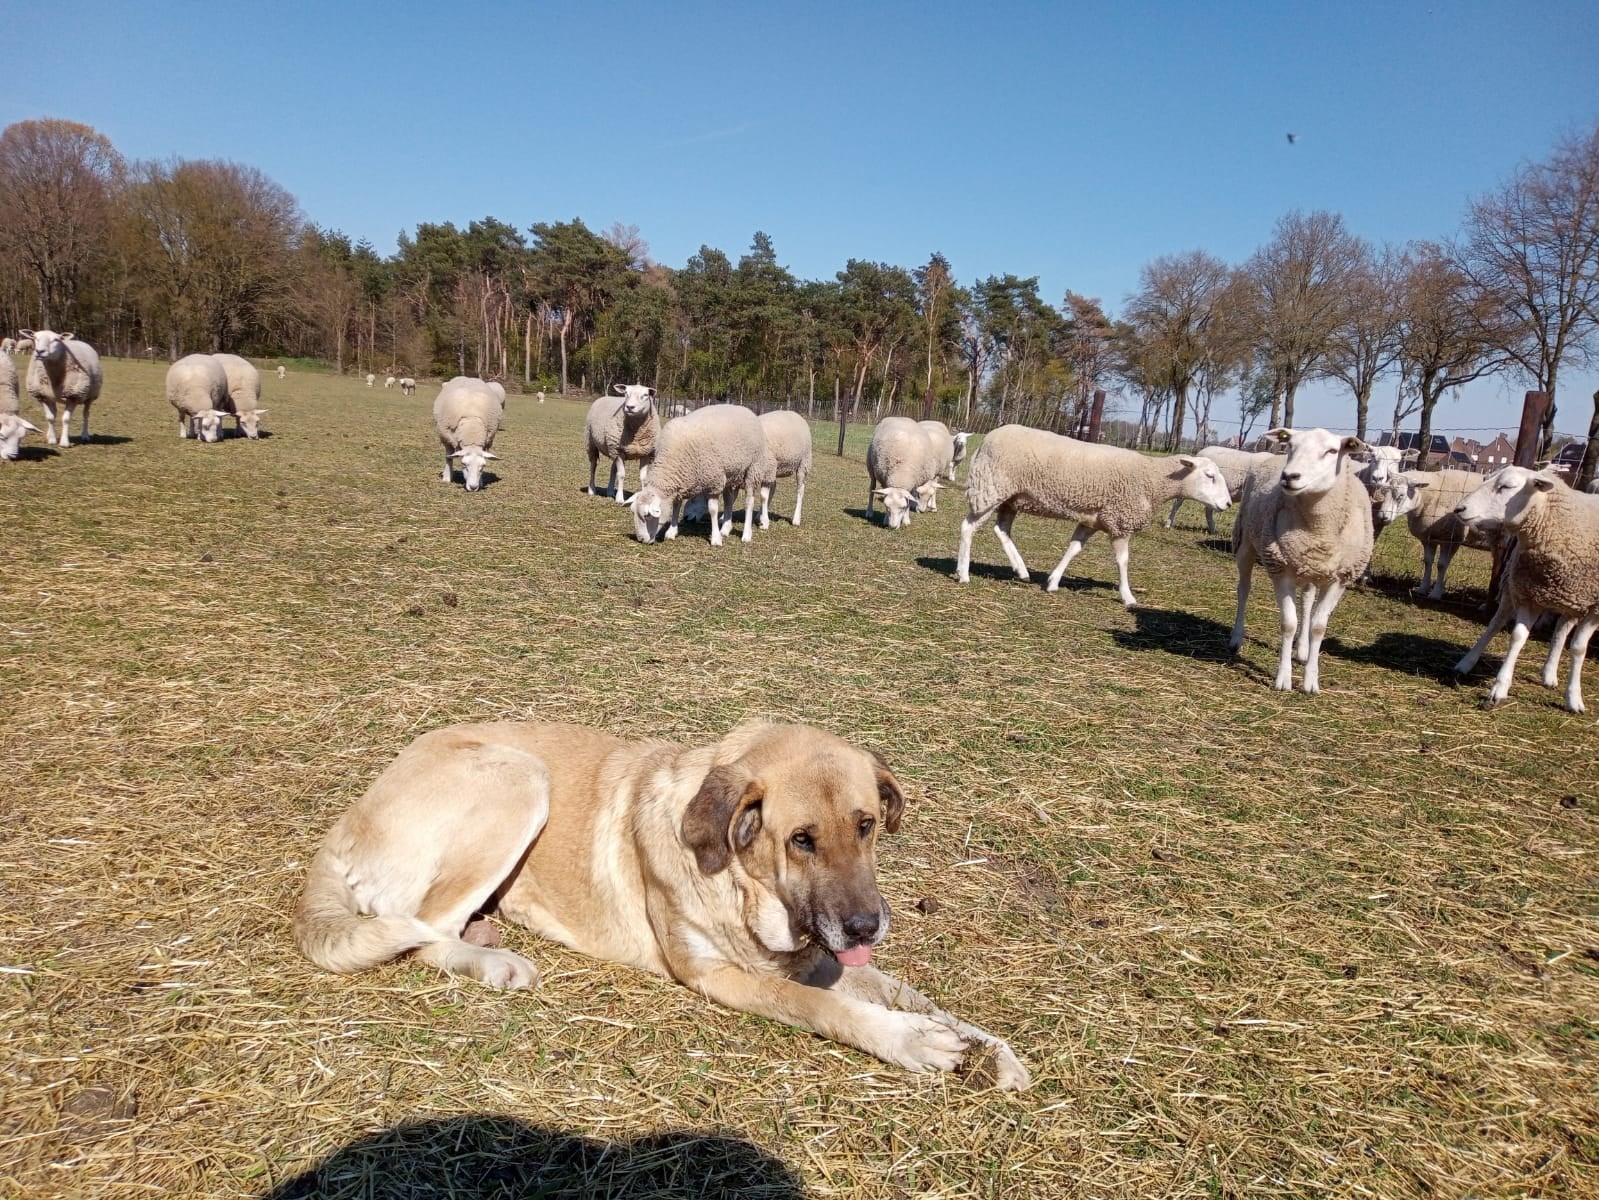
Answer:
[1175,455,1231,511]
[450,445,498,491]
[1272,428,1367,497]
[614,382,657,418]
[1455,466,1560,533]
[21,329,67,363]
[630,484,669,542]
[1374,476,1427,526]
[951,431,970,467]
[873,487,916,529]
[0,414,40,460]
[912,479,942,513]
[195,409,228,443]
[238,408,268,439]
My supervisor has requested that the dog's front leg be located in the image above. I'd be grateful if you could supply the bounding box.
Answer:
[806,959,1031,1090]
[688,964,967,1076]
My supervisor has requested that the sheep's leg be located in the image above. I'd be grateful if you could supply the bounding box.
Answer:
[179,413,192,439]
[1164,497,1181,529]
[41,400,59,445]
[1563,618,1596,714]
[1270,575,1300,692]
[1205,505,1218,536]
[78,403,90,443]
[605,460,622,501]
[1485,608,1537,707]
[1107,535,1136,607]
[1540,615,1576,688]
[741,483,756,542]
[1429,543,1459,600]
[57,403,75,448]
[440,453,453,483]
[956,504,995,583]
[756,483,772,531]
[721,487,737,537]
[866,478,877,519]
[1455,588,1514,674]
[1044,524,1094,593]
[1300,581,1345,695]
[1294,585,1318,662]
[1416,543,1435,595]
[1229,549,1254,653]
[586,452,599,495]
[706,495,724,547]
[792,471,806,527]
[664,499,682,541]
[992,504,1031,581]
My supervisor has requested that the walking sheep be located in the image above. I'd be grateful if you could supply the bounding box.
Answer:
[22,330,103,448]
[1401,468,1498,599]
[917,420,970,483]
[433,376,504,492]
[867,417,944,528]
[757,409,813,526]
[166,354,231,443]
[1452,467,1599,712]
[956,425,1231,606]
[628,404,770,547]
[1229,428,1374,694]
[585,383,660,503]
[1165,446,1276,534]
[385,375,396,389]
[213,353,268,439]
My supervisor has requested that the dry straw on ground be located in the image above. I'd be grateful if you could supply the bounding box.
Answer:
[2,362,1595,1199]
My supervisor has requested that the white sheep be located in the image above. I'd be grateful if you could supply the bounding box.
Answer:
[628,404,770,547]
[1228,428,1374,694]
[212,353,268,439]
[1452,467,1599,712]
[21,329,103,448]
[365,373,376,388]
[0,354,40,459]
[0,337,14,354]
[277,365,287,380]
[0,351,17,416]
[537,390,546,404]
[385,375,396,389]
[866,417,944,529]
[400,377,417,396]
[1400,468,1498,599]
[585,383,660,504]
[433,376,504,492]
[956,425,1231,606]
[166,354,230,443]
[756,409,813,527]
[1165,445,1277,534]
[1370,473,1427,539]
[916,419,971,483]
[486,381,506,405]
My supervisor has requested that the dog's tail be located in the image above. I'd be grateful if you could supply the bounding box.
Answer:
[292,849,439,974]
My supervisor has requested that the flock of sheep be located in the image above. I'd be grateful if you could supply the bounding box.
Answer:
[6,333,1597,715]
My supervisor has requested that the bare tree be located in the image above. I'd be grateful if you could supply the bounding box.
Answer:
[913,251,953,415]
[1455,123,1599,462]
[1324,242,1405,440]
[1121,250,1232,450]
[1242,210,1364,427]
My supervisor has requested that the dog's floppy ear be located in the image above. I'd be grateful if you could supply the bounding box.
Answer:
[869,750,905,833]
[681,765,766,874]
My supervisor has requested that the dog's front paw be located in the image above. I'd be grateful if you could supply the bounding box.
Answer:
[959,1037,1031,1091]
[879,1012,967,1074]
[474,947,540,990]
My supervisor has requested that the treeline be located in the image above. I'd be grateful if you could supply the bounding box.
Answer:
[1,118,1596,481]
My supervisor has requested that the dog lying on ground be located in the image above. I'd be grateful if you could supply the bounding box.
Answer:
[293,719,1029,1088]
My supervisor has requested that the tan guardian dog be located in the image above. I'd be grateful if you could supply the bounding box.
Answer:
[294,720,1030,1088]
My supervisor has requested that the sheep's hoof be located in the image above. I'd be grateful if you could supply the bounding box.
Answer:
[1044,581,1059,593]
[1482,694,1506,710]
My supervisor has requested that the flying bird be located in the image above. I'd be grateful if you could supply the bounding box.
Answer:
[1286,132,1299,144]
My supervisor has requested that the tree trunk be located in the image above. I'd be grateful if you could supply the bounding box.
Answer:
[525,312,533,382]
[807,367,815,418]
[1355,383,1370,442]
[1415,372,1442,470]
[559,313,572,393]
[849,356,870,418]
[1168,383,1188,453]
[1539,367,1559,458]
[1577,389,1599,492]
[1282,380,1296,429]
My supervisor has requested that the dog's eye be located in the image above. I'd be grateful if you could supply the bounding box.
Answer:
[790,830,814,853]
[858,817,875,838]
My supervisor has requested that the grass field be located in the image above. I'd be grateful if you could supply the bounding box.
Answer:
[2,360,1595,1199]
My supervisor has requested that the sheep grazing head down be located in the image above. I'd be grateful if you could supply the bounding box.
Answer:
[1271,427,1367,496]
[614,382,656,418]
[451,446,499,492]
[1,414,40,460]
[629,484,669,543]
[1174,454,1232,510]
[873,486,918,529]
[194,409,228,443]
[237,408,269,440]
[1455,466,1561,533]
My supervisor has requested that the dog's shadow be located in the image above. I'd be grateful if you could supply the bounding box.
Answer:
[263,1115,805,1199]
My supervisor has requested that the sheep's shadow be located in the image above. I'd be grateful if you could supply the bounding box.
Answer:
[1197,535,1234,555]
[843,505,884,525]
[1320,631,1472,686]
[8,444,59,462]
[1111,606,1239,664]
[262,1115,804,1200]
[52,433,133,448]
[228,428,274,441]
[443,470,502,491]
[913,555,1115,594]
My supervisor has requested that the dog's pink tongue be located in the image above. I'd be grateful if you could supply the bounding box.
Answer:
[835,945,872,967]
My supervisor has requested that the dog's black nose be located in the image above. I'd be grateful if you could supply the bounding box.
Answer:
[843,911,880,940]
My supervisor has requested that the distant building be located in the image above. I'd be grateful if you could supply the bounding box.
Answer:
[1378,431,1451,456]
[1449,436,1482,469]
[1550,440,1588,475]
[1478,433,1515,470]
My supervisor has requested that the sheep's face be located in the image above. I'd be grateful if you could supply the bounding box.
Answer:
[1176,456,1231,510]
[873,487,914,529]
[23,329,65,363]
[1455,466,1558,533]
[614,383,656,418]
[630,485,669,542]
[452,446,498,492]
[1273,428,1366,497]
[0,414,39,459]
[912,480,941,513]
[1374,478,1425,526]
[952,431,970,467]
[196,410,226,442]
[238,409,267,439]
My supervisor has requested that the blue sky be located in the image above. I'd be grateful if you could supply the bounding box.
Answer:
[7,1,1598,438]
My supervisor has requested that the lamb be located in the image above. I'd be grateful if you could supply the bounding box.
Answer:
[756,409,813,526]
[585,383,660,504]
[432,376,504,492]
[866,417,944,528]
[277,365,287,380]
[399,377,417,396]
[212,353,268,439]
[385,375,396,389]
[166,354,231,442]
[1164,445,1277,534]
[1228,428,1375,694]
[1451,467,1599,712]
[365,373,376,388]
[627,404,770,547]
[916,420,970,484]
[956,425,1232,606]
[1401,468,1499,599]
[21,329,103,448]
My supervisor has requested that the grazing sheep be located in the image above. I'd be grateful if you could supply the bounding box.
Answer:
[400,377,417,396]
[1401,468,1498,599]
[756,409,813,527]
[956,425,1232,606]
[1452,467,1599,712]
[0,413,40,460]
[628,404,770,547]
[277,365,287,380]
[385,375,396,389]
[365,373,376,388]
[22,329,103,448]
[1228,428,1374,694]
[585,383,660,504]
[537,391,546,404]
[166,354,230,443]
[212,353,268,439]
[667,402,689,417]
[866,417,944,529]
[433,376,504,492]
[486,381,506,405]
[917,420,970,483]
[0,351,17,415]
[1165,445,1277,534]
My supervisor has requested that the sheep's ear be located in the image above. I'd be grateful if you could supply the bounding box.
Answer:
[1340,437,1369,454]
[871,487,889,497]
[253,408,268,416]
[1267,427,1292,442]
[868,750,906,834]
[62,332,75,340]
[1175,454,1202,469]
[680,766,765,874]
[613,383,627,395]
[1410,478,1431,490]
[482,451,500,460]
[448,449,464,459]
[1533,475,1558,492]
[20,329,33,338]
